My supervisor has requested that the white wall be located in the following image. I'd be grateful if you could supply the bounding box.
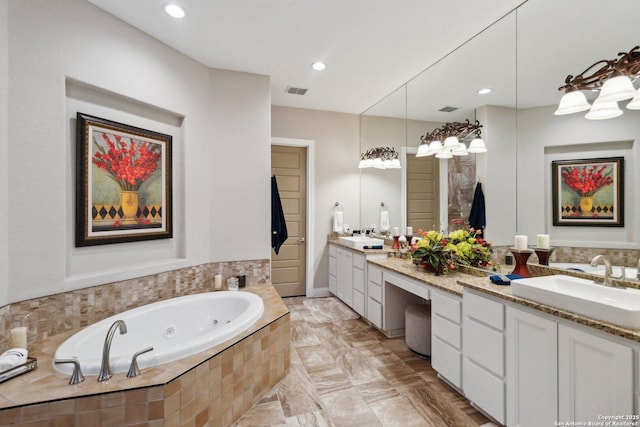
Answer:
[1,0,271,305]
[0,0,9,306]
[517,105,639,249]
[477,105,518,245]
[271,106,360,291]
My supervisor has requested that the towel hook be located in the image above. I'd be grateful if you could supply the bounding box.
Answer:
[380,202,385,207]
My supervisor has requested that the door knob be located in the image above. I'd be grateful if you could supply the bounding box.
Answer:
[298,237,305,243]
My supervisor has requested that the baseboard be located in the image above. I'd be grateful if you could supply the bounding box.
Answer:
[307,287,332,298]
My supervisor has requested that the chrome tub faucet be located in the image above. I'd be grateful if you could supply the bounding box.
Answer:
[98,320,127,382]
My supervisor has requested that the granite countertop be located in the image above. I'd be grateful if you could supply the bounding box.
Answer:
[367,257,640,343]
[0,283,289,410]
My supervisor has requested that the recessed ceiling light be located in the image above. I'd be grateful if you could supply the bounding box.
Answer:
[478,88,492,95]
[164,4,186,18]
[311,62,326,71]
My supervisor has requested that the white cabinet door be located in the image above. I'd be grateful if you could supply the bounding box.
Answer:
[336,248,353,307]
[558,324,633,422]
[506,306,558,427]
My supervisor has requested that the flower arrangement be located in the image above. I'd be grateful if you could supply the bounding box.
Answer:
[412,228,495,274]
[92,133,161,191]
[561,164,613,197]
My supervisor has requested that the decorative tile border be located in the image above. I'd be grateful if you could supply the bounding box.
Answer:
[491,245,640,269]
[0,260,270,351]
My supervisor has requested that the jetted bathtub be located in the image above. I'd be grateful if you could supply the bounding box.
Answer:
[54,291,264,376]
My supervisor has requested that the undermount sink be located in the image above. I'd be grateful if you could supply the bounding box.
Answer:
[338,236,385,249]
[511,275,640,329]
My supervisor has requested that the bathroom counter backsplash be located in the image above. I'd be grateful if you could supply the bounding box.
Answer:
[369,257,640,343]
[0,283,288,410]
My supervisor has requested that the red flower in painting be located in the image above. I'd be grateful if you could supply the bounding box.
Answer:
[92,133,162,191]
[561,164,613,197]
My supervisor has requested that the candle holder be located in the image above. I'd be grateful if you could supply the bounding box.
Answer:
[392,235,400,250]
[534,247,555,266]
[509,247,533,278]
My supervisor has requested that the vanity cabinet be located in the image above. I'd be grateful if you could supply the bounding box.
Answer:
[328,244,337,294]
[431,290,462,389]
[329,243,386,317]
[506,303,635,425]
[366,264,383,328]
[506,305,558,427]
[558,323,633,421]
[351,252,366,316]
[462,290,506,425]
[336,247,353,307]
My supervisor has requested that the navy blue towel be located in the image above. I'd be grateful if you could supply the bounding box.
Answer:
[271,176,288,254]
[468,182,486,232]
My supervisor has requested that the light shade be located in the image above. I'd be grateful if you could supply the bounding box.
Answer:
[452,143,468,156]
[585,100,623,120]
[554,89,591,115]
[429,140,443,153]
[596,72,637,103]
[467,138,487,153]
[388,159,401,168]
[626,89,640,110]
[443,136,459,148]
[435,151,453,159]
[416,143,432,157]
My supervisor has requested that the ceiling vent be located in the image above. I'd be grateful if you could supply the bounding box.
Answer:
[438,106,459,112]
[285,86,308,95]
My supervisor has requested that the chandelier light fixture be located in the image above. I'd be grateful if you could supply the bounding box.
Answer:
[555,45,640,119]
[358,146,401,169]
[416,119,486,158]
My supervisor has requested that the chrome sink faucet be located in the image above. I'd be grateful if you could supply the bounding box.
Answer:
[98,320,127,382]
[590,255,624,287]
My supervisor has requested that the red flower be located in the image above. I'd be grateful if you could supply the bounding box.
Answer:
[92,132,162,191]
[561,164,613,197]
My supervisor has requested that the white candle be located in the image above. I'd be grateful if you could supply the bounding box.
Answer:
[406,226,413,236]
[10,327,27,349]
[214,274,222,290]
[392,227,400,236]
[515,235,528,250]
[537,234,550,249]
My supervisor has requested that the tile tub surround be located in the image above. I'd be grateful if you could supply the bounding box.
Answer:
[0,259,270,351]
[0,283,290,426]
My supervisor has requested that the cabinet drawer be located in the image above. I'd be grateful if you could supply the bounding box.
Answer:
[368,264,382,286]
[432,336,461,388]
[329,244,337,257]
[464,317,504,377]
[353,289,365,316]
[353,252,365,270]
[368,281,382,303]
[329,256,337,276]
[431,290,461,324]
[464,290,504,330]
[432,313,461,349]
[383,271,430,300]
[463,358,505,424]
[367,298,382,329]
[353,267,365,293]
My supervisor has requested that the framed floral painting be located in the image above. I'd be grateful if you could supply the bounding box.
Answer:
[75,113,173,246]
[551,157,624,227]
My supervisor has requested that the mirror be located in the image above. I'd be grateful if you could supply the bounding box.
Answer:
[360,8,517,243]
[360,0,640,249]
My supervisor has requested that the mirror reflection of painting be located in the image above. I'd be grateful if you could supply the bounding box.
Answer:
[552,157,624,227]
